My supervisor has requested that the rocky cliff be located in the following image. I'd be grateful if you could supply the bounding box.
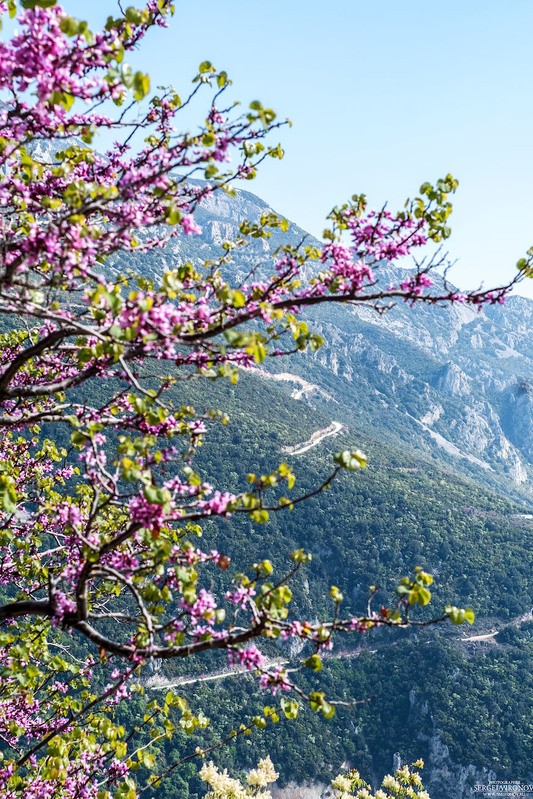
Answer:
[130,179,533,498]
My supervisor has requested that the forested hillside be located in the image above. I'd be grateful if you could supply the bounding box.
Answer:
[112,188,533,799]
[1,8,531,798]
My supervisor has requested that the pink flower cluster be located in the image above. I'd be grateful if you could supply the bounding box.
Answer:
[129,494,168,532]
[259,666,292,695]
[228,645,265,671]
[52,590,76,625]
[197,490,236,516]
[180,588,217,620]
[58,503,83,529]
[225,585,257,608]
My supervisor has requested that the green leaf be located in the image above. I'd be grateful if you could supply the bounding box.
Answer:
[308,691,325,712]
[229,289,246,308]
[517,257,533,277]
[321,700,335,719]
[416,586,431,606]
[334,449,367,471]
[304,654,323,672]
[445,605,472,624]
[143,485,170,505]
[0,475,18,513]
[133,71,150,101]
[250,509,269,524]
[121,63,134,88]
[125,6,144,23]
[290,548,312,564]
[280,698,299,719]
[329,585,343,602]
[21,0,57,8]
[216,71,228,88]
[164,206,182,225]
[70,430,90,448]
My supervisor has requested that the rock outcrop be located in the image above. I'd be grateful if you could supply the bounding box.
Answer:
[433,363,471,397]
[506,381,533,461]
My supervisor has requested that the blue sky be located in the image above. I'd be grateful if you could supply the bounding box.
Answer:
[22,2,533,297]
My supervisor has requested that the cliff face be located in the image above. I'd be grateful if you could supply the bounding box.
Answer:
[299,291,532,495]
[405,689,498,799]
[433,363,471,397]
[506,382,533,461]
[270,735,498,799]
[272,784,329,799]
[270,689,501,799]
[104,172,533,493]
[425,733,497,799]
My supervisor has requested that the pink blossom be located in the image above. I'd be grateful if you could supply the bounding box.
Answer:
[57,503,83,529]
[259,666,292,695]
[197,490,236,515]
[181,215,202,235]
[225,585,256,608]
[228,645,265,671]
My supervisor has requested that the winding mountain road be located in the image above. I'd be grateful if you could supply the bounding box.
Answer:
[145,609,533,692]
[282,422,345,455]
[460,608,533,642]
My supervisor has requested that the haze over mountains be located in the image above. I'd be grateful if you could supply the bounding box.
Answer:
[112,179,532,503]
[29,125,533,499]
[30,135,533,494]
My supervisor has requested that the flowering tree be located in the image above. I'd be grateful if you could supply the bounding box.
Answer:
[199,756,431,799]
[0,1,528,797]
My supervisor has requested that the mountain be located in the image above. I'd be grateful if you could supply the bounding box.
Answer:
[303,291,532,493]
[116,179,533,498]
[7,116,531,799]
[16,149,530,797]
[112,182,532,799]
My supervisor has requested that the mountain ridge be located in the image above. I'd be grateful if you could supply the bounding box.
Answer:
[152,180,532,497]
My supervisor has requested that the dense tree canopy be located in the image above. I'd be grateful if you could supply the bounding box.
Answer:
[0,2,528,797]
